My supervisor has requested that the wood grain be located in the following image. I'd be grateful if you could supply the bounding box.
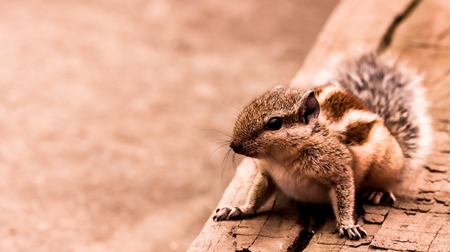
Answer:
[189,0,450,251]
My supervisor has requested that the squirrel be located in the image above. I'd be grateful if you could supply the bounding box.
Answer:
[212,53,433,240]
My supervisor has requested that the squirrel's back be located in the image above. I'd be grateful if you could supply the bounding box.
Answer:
[331,53,433,171]
[215,53,433,238]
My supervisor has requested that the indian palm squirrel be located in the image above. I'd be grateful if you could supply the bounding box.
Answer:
[213,53,433,240]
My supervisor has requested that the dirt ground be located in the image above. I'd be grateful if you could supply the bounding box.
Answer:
[0,1,337,251]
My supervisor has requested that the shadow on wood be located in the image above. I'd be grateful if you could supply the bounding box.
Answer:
[189,0,450,251]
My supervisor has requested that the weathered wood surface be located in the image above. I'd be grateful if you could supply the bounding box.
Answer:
[189,0,450,251]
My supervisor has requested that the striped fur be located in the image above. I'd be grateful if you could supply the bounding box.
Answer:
[213,53,433,240]
[333,53,433,173]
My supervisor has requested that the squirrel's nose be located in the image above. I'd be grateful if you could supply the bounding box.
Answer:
[230,142,243,153]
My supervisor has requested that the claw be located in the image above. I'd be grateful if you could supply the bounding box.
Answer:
[338,225,367,240]
[387,192,396,204]
[212,206,242,222]
[364,191,396,205]
[359,226,368,238]
[350,228,358,239]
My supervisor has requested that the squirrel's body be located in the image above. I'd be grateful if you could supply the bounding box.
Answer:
[260,84,405,205]
[213,53,433,240]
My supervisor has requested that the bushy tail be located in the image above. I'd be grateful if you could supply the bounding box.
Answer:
[332,53,433,171]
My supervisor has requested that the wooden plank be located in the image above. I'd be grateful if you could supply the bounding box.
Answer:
[385,0,450,110]
[304,0,450,251]
[189,0,450,251]
[371,1,450,250]
[290,0,412,87]
[188,158,305,251]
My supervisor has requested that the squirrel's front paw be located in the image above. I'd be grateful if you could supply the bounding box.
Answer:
[338,224,367,240]
[213,205,254,221]
[212,206,242,221]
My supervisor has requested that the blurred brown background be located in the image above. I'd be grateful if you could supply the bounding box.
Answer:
[0,0,337,251]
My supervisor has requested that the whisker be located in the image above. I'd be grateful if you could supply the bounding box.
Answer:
[231,152,237,170]
[202,128,232,138]
[221,149,230,174]
[221,151,226,181]
[221,148,234,187]
[231,105,243,115]
[208,142,230,157]
[206,141,230,152]
[202,142,230,171]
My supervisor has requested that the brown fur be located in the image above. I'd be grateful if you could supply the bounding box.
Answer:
[317,86,369,122]
[313,85,327,97]
[214,85,405,240]
[341,120,376,145]
[214,53,433,240]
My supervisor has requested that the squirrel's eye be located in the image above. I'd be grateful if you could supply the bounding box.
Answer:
[266,117,282,130]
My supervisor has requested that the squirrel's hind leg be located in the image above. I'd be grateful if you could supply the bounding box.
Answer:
[363,191,396,205]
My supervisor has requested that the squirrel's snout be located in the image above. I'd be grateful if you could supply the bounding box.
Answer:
[229,142,244,154]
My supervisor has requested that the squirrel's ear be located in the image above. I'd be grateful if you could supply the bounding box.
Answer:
[297,90,320,124]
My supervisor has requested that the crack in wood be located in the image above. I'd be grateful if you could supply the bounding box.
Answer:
[189,1,450,250]
[427,221,444,252]
[377,0,422,53]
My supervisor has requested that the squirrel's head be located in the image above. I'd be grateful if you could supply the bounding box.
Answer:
[230,86,320,160]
